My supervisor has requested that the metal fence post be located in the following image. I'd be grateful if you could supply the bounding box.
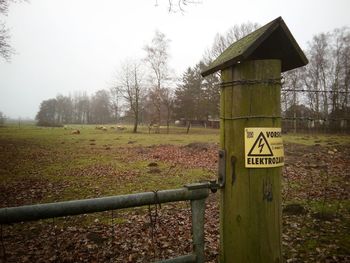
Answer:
[191,198,206,263]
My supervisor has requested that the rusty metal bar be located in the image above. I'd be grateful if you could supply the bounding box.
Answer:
[191,198,206,263]
[156,254,196,263]
[0,186,209,224]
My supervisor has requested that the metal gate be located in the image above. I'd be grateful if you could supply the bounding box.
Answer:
[0,183,213,263]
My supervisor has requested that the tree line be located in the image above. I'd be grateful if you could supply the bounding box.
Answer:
[35,23,350,132]
[36,23,260,132]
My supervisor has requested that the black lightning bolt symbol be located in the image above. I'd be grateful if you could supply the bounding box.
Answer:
[258,138,264,153]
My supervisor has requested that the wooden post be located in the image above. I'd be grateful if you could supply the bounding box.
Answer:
[201,16,308,263]
[220,60,282,263]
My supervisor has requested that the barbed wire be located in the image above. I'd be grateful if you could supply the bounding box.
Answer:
[282,117,349,121]
[282,102,350,107]
[219,78,282,88]
[281,89,349,94]
[219,116,349,121]
[217,79,349,96]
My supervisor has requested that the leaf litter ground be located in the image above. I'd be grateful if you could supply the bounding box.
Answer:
[0,135,349,262]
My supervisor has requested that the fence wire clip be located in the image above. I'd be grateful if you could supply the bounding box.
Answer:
[207,180,222,193]
[184,180,223,193]
[185,150,226,193]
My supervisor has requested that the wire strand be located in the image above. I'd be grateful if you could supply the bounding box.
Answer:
[220,78,282,88]
[282,89,349,94]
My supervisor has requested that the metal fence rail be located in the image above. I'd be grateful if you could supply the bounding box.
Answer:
[0,183,209,263]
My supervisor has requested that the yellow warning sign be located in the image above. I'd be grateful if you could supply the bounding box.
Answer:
[245,127,284,168]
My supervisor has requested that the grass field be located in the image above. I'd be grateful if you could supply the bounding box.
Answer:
[0,124,349,262]
[0,124,219,204]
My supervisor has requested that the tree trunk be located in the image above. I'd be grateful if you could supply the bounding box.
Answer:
[133,105,139,133]
[133,116,138,133]
[186,121,191,134]
[166,104,170,134]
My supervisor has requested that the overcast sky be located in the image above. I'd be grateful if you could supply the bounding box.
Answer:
[0,0,349,119]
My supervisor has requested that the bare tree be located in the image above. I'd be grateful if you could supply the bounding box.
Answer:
[0,0,13,61]
[282,68,306,132]
[0,111,5,125]
[308,33,331,116]
[226,22,260,43]
[282,68,304,110]
[0,0,25,61]
[55,94,73,124]
[198,22,259,121]
[303,30,350,118]
[204,22,260,63]
[117,60,144,133]
[0,22,11,60]
[160,87,174,133]
[201,22,259,117]
[72,91,90,124]
[0,0,11,13]
[90,90,112,124]
[341,30,350,110]
[283,27,350,132]
[329,27,350,113]
[109,86,123,124]
[303,56,320,114]
[144,30,171,132]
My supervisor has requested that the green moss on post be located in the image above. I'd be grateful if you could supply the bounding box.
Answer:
[220,59,282,263]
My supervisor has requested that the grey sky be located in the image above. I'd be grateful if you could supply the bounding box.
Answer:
[0,0,349,119]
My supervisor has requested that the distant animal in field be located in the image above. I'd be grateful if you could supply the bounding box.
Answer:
[71,129,80,135]
[117,126,126,131]
[95,126,108,131]
[148,123,160,134]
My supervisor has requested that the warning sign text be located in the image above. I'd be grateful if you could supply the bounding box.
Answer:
[244,127,284,168]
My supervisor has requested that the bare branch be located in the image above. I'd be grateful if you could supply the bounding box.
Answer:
[154,0,201,13]
[0,22,13,61]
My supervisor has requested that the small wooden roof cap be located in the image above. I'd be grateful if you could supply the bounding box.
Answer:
[201,17,308,77]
